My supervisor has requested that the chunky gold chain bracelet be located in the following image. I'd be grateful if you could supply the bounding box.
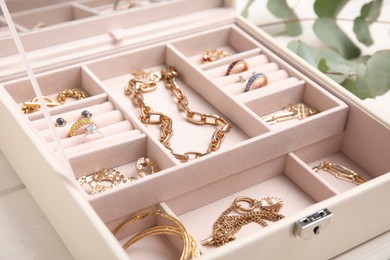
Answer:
[56,89,86,104]
[22,89,86,114]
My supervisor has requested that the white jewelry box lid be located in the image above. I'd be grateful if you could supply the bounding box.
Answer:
[0,0,235,82]
[1,1,390,259]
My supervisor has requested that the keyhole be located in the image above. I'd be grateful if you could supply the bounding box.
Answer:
[313,226,320,235]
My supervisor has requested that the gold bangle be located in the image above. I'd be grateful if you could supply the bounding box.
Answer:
[123,225,200,258]
[113,210,200,259]
[225,59,248,76]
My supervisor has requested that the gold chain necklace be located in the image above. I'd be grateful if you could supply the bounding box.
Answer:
[125,66,231,162]
[202,196,285,247]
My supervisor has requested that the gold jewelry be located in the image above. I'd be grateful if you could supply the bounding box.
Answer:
[22,96,61,114]
[202,196,284,247]
[244,73,268,92]
[136,157,159,177]
[113,209,200,259]
[202,49,230,64]
[69,110,99,138]
[68,112,96,137]
[225,59,248,76]
[262,104,318,125]
[77,158,159,194]
[125,66,231,162]
[313,161,367,185]
[69,118,95,137]
[57,89,86,104]
[77,168,135,195]
[22,89,85,114]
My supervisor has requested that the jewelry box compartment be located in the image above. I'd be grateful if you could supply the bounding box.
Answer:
[6,2,98,31]
[0,0,180,33]
[79,0,173,14]
[0,0,233,81]
[0,66,144,155]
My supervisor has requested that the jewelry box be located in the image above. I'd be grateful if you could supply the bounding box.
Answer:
[1,0,389,259]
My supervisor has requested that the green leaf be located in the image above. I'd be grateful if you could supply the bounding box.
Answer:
[267,0,287,18]
[287,40,319,66]
[241,0,256,18]
[314,0,349,17]
[314,17,361,59]
[358,55,371,64]
[353,17,374,46]
[319,49,356,83]
[288,41,353,83]
[267,0,302,36]
[355,63,370,98]
[317,55,349,83]
[342,63,370,99]
[318,58,329,72]
[285,9,302,36]
[365,50,390,97]
[352,0,383,46]
[361,0,383,23]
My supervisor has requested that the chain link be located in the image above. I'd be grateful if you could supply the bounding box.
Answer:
[202,196,285,247]
[125,67,231,162]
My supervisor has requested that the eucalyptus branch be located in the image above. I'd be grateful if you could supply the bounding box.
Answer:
[324,71,358,78]
[256,17,390,28]
[247,0,390,99]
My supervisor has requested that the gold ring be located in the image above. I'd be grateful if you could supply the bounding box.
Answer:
[232,196,257,214]
[136,157,159,178]
[244,73,268,92]
[68,118,96,137]
[68,110,96,137]
[225,59,248,76]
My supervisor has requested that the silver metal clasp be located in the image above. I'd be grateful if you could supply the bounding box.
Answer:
[294,208,333,240]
